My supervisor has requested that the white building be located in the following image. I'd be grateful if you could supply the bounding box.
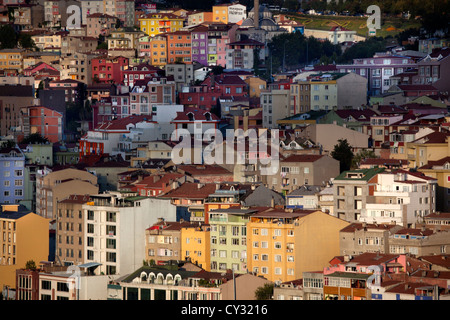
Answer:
[360,171,437,227]
[82,192,177,276]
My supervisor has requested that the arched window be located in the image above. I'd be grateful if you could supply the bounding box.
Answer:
[187,112,195,121]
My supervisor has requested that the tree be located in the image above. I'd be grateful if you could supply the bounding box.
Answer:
[331,139,354,172]
[25,260,37,270]
[0,24,18,49]
[352,149,377,168]
[255,283,274,300]
[18,33,37,50]
[20,133,50,144]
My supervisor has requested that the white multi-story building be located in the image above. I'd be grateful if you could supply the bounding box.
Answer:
[360,170,437,227]
[82,192,177,276]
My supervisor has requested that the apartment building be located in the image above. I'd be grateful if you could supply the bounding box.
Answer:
[389,227,450,256]
[166,30,192,64]
[333,167,385,223]
[80,0,104,24]
[145,219,191,265]
[0,49,25,73]
[226,38,265,70]
[339,222,403,256]
[266,154,340,195]
[246,208,350,284]
[103,0,134,27]
[208,207,258,274]
[337,53,416,96]
[91,56,129,84]
[138,12,185,38]
[0,148,26,205]
[416,47,450,92]
[19,106,63,143]
[0,204,49,290]
[360,170,437,227]
[86,13,118,38]
[107,28,146,51]
[56,195,92,266]
[261,88,290,129]
[36,168,98,220]
[180,223,211,270]
[212,3,246,24]
[60,52,101,85]
[82,192,177,275]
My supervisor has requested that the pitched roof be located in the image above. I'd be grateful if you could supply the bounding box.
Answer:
[178,164,232,176]
[95,115,154,131]
[160,182,217,199]
[280,154,324,163]
[340,222,399,233]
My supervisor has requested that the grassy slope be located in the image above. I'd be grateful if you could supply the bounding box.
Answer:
[287,13,422,38]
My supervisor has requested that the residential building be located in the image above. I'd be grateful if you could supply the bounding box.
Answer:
[107,28,146,51]
[18,106,63,143]
[82,192,177,275]
[60,52,102,85]
[107,264,270,300]
[416,47,450,93]
[266,154,340,195]
[86,13,118,38]
[92,55,129,84]
[261,88,290,129]
[138,12,185,38]
[389,227,450,256]
[333,167,385,223]
[339,222,403,255]
[337,53,416,96]
[36,168,98,220]
[166,30,192,64]
[296,123,370,154]
[246,209,350,283]
[80,0,104,24]
[190,25,209,66]
[164,63,194,92]
[103,0,135,27]
[302,271,323,300]
[422,212,450,231]
[285,185,322,210]
[145,219,192,265]
[0,204,49,291]
[208,207,258,274]
[56,194,92,266]
[187,11,213,26]
[274,279,303,300]
[180,222,211,270]
[0,49,25,73]
[212,3,246,24]
[0,148,26,205]
[226,38,265,70]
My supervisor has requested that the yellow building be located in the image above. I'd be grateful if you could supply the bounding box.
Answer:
[418,156,450,212]
[0,49,25,73]
[0,204,50,290]
[181,223,210,271]
[246,208,349,284]
[138,13,185,38]
[406,132,450,169]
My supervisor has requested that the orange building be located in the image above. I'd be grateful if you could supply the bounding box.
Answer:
[149,34,168,67]
[19,106,63,143]
[166,30,192,64]
[0,204,50,291]
[246,209,350,284]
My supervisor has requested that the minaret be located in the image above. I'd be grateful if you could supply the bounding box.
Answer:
[254,0,259,29]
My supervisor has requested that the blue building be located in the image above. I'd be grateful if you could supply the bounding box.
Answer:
[0,147,26,204]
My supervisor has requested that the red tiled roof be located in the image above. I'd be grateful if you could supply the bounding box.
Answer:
[96,114,154,131]
[178,164,232,176]
[135,173,185,189]
[172,107,220,122]
[340,222,399,233]
[394,228,435,237]
[59,194,92,204]
[160,182,217,199]
[419,254,450,269]
[281,154,324,163]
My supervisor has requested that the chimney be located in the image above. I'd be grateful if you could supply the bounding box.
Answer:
[254,0,259,29]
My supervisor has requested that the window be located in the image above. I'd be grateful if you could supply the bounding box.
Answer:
[57,282,69,292]
[41,280,51,290]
